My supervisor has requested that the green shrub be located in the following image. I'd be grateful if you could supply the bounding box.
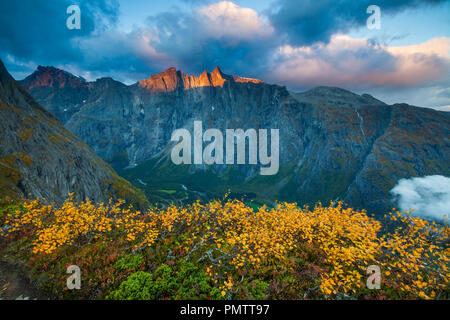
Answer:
[108,262,223,300]
[107,271,154,300]
[174,261,223,300]
[247,280,269,299]
[113,253,144,272]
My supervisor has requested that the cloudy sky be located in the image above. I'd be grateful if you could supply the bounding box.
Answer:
[0,0,449,109]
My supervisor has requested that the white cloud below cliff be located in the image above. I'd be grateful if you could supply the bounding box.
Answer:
[391,175,450,222]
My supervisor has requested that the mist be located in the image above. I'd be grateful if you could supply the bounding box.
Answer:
[391,175,450,222]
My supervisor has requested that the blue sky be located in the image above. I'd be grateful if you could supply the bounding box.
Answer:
[0,0,448,109]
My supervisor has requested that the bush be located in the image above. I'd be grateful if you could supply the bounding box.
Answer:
[108,262,222,300]
[107,271,154,300]
[114,253,144,272]
[248,280,269,299]
[2,196,449,300]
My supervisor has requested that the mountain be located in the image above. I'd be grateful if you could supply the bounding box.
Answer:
[18,66,89,124]
[19,66,450,215]
[0,60,148,207]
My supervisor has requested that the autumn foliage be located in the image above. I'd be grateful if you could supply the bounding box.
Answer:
[0,195,448,300]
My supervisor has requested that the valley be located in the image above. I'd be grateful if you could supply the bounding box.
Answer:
[16,65,450,217]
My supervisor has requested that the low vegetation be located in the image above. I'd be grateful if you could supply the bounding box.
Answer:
[0,195,448,300]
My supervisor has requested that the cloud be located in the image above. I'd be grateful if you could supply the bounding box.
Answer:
[391,175,450,222]
[1,0,448,106]
[76,27,172,78]
[145,1,276,76]
[197,1,273,40]
[0,0,175,82]
[268,0,447,46]
[0,0,119,64]
[268,35,450,90]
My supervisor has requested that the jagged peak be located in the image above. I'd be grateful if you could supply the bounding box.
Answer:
[211,66,223,75]
[139,66,263,92]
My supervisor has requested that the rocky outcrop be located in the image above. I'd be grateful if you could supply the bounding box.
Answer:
[137,66,263,92]
[19,66,450,215]
[0,60,148,207]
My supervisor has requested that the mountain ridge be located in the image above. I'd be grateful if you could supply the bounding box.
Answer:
[17,64,450,216]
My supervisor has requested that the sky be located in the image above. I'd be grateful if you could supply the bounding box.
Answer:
[0,0,449,109]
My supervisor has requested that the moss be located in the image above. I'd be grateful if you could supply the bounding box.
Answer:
[48,133,70,145]
[0,153,34,199]
[114,253,144,272]
[0,153,33,169]
[17,127,34,143]
[19,153,33,168]
[0,162,22,200]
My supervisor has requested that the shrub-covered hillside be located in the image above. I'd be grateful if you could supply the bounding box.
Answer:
[0,196,448,300]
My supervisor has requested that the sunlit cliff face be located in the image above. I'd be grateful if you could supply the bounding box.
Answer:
[138,66,263,93]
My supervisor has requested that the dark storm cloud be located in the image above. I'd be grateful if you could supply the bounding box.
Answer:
[145,3,277,78]
[269,0,446,46]
[0,0,119,69]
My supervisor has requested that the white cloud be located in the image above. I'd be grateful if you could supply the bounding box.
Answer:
[391,175,450,222]
[197,1,274,40]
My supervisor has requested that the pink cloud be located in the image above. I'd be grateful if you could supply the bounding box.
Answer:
[269,35,450,89]
[197,1,274,41]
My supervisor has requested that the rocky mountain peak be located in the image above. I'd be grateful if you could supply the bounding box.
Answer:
[138,67,263,92]
[21,65,86,90]
[138,67,180,93]
[210,66,228,87]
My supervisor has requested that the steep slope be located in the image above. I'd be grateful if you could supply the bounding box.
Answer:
[344,104,450,212]
[0,60,147,207]
[19,65,450,215]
